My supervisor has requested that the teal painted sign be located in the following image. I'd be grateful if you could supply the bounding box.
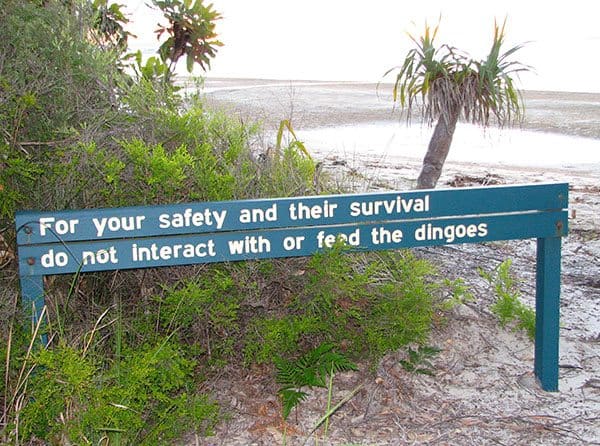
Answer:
[16,183,569,391]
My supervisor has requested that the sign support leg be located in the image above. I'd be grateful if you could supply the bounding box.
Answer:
[535,237,561,391]
[19,274,47,346]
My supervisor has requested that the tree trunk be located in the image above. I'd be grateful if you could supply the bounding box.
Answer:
[416,109,460,189]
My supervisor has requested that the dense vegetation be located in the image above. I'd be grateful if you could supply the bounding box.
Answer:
[0,1,480,444]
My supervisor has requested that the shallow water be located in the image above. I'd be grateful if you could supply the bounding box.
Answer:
[199,78,600,170]
[298,122,600,170]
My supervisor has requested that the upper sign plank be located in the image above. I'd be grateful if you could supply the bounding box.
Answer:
[16,183,568,245]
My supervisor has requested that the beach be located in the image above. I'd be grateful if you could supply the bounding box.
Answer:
[200,78,600,136]
[193,78,600,445]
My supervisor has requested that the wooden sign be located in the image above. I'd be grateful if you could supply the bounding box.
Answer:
[16,183,569,391]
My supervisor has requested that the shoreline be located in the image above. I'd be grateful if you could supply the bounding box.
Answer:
[199,77,600,140]
[196,76,600,98]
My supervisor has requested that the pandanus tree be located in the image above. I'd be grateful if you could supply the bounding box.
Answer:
[387,20,530,189]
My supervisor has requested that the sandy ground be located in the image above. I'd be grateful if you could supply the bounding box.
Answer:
[189,78,600,445]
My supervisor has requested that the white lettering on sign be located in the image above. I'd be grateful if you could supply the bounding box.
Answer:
[92,215,146,237]
[349,195,430,217]
[289,200,338,220]
[228,236,271,254]
[132,241,216,261]
[414,223,488,243]
[316,228,360,248]
[283,236,305,251]
[41,248,69,267]
[39,217,80,236]
[239,204,278,223]
[82,246,119,265]
[158,208,227,230]
[371,226,403,244]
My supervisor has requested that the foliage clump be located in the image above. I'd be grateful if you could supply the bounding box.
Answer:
[275,343,357,420]
[2,246,461,443]
[15,341,219,445]
[0,0,316,228]
[242,246,450,367]
[480,259,536,340]
[0,0,122,220]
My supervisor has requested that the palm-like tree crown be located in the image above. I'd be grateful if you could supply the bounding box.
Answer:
[387,20,530,129]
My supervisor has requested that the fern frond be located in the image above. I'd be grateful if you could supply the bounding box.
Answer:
[279,388,308,420]
[275,343,358,419]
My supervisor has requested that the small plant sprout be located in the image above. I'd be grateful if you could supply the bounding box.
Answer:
[399,345,442,376]
[479,259,536,340]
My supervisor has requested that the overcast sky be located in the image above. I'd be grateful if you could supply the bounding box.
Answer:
[122,0,600,93]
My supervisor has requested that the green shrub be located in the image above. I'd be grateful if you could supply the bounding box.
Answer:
[0,143,43,218]
[244,314,325,365]
[14,340,219,445]
[18,344,97,442]
[0,1,120,145]
[0,0,124,225]
[0,0,318,226]
[399,345,442,376]
[364,252,437,361]
[156,269,241,367]
[41,99,317,212]
[480,259,536,340]
[255,145,318,198]
[244,247,443,367]
[1,2,316,224]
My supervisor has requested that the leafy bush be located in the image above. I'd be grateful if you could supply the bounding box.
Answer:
[156,269,241,367]
[13,340,219,445]
[18,344,97,442]
[480,259,536,340]
[125,247,450,379]
[364,252,438,361]
[0,1,317,225]
[26,98,317,216]
[244,314,325,365]
[244,247,444,367]
[399,345,442,376]
[0,1,121,145]
[0,0,123,224]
